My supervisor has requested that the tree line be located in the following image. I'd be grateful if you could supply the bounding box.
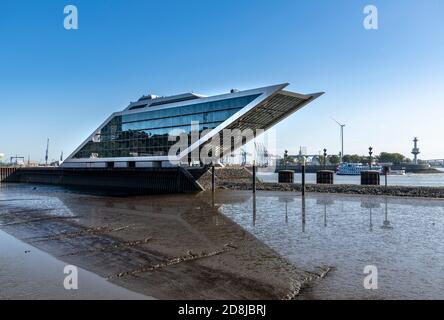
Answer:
[281,152,413,165]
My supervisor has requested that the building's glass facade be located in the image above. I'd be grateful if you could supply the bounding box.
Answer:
[73,94,260,159]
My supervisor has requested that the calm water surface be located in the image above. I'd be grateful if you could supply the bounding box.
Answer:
[0,184,151,300]
[217,191,444,299]
[0,228,150,299]
[1,183,444,299]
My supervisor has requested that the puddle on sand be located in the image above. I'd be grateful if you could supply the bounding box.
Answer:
[216,191,444,299]
[0,229,151,300]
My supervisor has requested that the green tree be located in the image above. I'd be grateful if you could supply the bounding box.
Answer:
[328,155,340,164]
[378,152,406,164]
[343,154,364,163]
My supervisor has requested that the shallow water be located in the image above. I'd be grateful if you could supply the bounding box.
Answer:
[0,183,312,299]
[218,191,444,299]
[0,229,150,300]
[1,183,444,299]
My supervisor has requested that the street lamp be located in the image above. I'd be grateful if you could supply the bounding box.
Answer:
[369,146,373,169]
[284,150,288,169]
[323,148,327,168]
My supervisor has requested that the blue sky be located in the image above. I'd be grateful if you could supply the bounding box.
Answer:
[0,0,443,162]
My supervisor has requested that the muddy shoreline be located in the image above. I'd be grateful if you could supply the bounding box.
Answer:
[216,181,444,198]
[0,184,330,299]
[2,184,444,299]
[197,167,444,198]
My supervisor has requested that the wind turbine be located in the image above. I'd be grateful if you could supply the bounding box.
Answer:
[45,138,49,166]
[332,118,345,163]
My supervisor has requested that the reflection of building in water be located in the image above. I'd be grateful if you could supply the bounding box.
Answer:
[263,193,431,233]
[24,192,312,299]
[361,199,381,232]
[252,193,256,226]
[278,196,295,224]
[381,197,393,229]
[316,198,335,227]
[301,196,306,232]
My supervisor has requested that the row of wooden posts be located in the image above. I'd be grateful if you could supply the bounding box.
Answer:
[209,164,384,194]
[279,169,383,187]
[210,163,307,194]
[0,167,17,182]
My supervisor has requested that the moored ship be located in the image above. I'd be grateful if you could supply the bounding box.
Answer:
[336,163,382,176]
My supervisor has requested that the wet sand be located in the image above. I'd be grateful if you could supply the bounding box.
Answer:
[0,229,149,300]
[0,183,327,300]
[2,183,443,299]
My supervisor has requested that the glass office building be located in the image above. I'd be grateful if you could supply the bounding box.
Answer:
[72,94,259,159]
[62,84,323,168]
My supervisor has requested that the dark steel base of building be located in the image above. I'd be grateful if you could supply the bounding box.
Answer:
[1,167,205,195]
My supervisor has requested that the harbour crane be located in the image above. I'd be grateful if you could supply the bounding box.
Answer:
[254,142,269,167]
[10,156,25,165]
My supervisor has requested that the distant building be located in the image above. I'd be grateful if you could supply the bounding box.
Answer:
[411,137,420,165]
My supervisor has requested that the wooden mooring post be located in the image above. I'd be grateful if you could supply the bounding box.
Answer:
[211,165,215,193]
[252,161,256,194]
[383,166,389,187]
[301,157,306,196]
[0,167,16,182]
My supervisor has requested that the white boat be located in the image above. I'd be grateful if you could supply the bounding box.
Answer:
[388,169,406,176]
[336,163,382,175]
